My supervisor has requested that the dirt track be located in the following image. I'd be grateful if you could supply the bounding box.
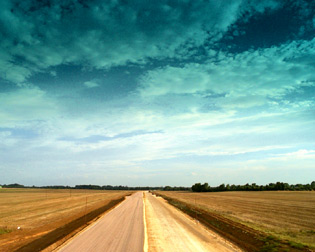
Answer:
[144,192,241,252]
[57,192,144,252]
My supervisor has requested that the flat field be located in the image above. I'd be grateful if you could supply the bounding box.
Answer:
[0,188,130,252]
[157,191,315,249]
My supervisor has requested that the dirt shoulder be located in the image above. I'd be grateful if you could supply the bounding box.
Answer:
[153,191,312,252]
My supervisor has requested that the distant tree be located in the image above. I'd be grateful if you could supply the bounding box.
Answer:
[274,182,284,190]
[192,183,210,192]
[192,183,201,192]
[268,183,275,190]
[201,183,210,192]
[164,186,172,191]
[244,183,250,191]
[304,184,311,191]
[218,183,226,191]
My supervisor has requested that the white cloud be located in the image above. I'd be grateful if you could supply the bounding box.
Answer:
[83,80,99,88]
[138,65,210,96]
[272,149,315,160]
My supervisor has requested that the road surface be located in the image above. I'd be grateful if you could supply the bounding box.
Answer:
[58,191,240,252]
[144,192,241,252]
[58,192,144,252]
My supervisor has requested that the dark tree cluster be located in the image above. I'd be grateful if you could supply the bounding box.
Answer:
[1,183,25,188]
[191,181,315,192]
[163,186,191,191]
[74,184,164,190]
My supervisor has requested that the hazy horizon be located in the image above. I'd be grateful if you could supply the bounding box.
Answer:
[0,0,314,187]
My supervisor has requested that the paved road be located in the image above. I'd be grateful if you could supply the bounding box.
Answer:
[58,192,144,252]
[144,192,241,252]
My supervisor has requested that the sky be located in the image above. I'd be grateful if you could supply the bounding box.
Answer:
[0,0,314,187]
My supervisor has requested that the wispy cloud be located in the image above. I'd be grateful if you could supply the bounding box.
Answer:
[83,80,99,88]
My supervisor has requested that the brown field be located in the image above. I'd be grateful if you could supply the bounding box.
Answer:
[0,188,130,252]
[157,191,315,250]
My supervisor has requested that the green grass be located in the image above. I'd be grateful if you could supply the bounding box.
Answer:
[0,227,11,235]
[288,241,306,249]
[259,234,308,252]
[259,235,281,252]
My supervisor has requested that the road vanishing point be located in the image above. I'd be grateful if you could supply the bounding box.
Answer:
[58,191,241,252]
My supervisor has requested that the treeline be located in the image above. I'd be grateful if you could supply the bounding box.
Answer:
[74,185,164,190]
[3,182,314,192]
[75,185,190,191]
[1,183,25,188]
[191,181,315,192]
[0,184,72,189]
[0,183,189,191]
[163,186,191,191]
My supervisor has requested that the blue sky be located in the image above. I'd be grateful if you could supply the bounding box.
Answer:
[0,0,314,186]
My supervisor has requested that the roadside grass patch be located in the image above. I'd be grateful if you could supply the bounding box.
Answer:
[288,241,306,249]
[0,227,11,235]
[259,235,281,252]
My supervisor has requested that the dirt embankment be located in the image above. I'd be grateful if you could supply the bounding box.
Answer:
[153,192,312,252]
[15,196,126,252]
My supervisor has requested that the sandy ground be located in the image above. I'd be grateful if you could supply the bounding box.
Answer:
[144,192,242,252]
[57,192,144,252]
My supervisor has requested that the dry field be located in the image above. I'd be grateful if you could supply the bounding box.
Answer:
[0,188,130,252]
[157,191,315,250]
